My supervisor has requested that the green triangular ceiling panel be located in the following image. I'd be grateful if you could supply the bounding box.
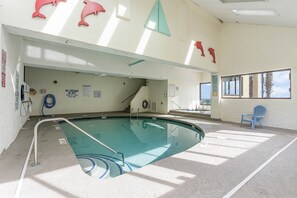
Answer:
[145,0,159,31]
[145,0,171,36]
[157,0,171,36]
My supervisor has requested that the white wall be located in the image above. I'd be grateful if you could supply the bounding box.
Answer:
[219,23,297,130]
[0,29,28,154]
[147,79,168,114]
[168,70,201,110]
[130,86,149,113]
[2,0,220,72]
[25,67,146,115]
[23,39,203,113]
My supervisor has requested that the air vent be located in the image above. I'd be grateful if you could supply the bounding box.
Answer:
[221,0,266,3]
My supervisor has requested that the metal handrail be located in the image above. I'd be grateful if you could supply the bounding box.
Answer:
[32,118,125,166]
[130,108,134,120]
[137,108,139,121]
[121,90,138,103]
[171,101,182,109]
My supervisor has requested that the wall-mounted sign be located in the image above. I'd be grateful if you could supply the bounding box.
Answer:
[94,90,101,98]
[82,85,91,97]
[78,0,106,26]
[65,89,79,98]
[1,49,6,88]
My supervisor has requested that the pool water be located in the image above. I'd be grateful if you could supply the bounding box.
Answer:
[60,117,204,179]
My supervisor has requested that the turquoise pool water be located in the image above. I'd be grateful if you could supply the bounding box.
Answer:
[60,117,204,179]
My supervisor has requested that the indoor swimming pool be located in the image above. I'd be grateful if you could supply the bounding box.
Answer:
[60,116,204,179]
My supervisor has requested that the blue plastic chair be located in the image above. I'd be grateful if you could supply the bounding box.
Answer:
[241,105,266,129]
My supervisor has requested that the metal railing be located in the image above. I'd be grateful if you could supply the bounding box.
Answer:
[32,118,125,166]
[171,101,182,109]
[121,90,138,104]
[130,108,134,120]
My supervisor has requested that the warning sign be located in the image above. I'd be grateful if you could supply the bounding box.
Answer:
[1,49,6,88]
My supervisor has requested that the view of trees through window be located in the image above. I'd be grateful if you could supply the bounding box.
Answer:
[222,69,291,99]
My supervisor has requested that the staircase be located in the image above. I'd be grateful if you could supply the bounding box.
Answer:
[77,154,132,179]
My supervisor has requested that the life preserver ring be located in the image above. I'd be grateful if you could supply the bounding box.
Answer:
[142,100,149,109]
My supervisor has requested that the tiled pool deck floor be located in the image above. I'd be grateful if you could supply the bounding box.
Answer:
[1,113,297,198]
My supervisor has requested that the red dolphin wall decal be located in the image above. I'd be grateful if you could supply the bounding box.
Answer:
[194,41,205,57]
[78,0,106,27]
[32,0,66,19]
[208,48,216,63]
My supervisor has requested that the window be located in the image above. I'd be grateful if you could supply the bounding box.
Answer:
[222,69,291,99]
[222,76,240,97]
[200,82,211,103]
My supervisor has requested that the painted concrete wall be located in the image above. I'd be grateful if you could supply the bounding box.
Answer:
[25,67,146,115]
[23,39,202,112]
[0,30,28,154]
[130,86,149,113]
[168,71,201,110]
[219,23,297,130]
[147,79,168,114]
[1,0,220,72]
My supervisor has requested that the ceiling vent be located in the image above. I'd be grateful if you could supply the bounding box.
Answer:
[221,0,266,3]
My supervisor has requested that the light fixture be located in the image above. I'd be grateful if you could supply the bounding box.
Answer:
[221,0,266,3]
[232,9,277,16]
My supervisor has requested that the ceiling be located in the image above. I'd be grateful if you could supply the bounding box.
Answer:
[192,0,297,28]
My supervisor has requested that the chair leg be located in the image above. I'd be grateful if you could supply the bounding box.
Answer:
[251,122,255,130]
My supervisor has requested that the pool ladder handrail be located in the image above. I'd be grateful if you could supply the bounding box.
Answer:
[130,108,139,121]
[130,108,134,120]
[137,108,139,121]
[32,118,125,166]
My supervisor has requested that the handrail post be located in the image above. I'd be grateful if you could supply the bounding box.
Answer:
[130,108,133,120]
[32,118,125,167]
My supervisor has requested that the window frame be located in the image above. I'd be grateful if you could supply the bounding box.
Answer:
[200,82,211,102]
[221,69,291,99]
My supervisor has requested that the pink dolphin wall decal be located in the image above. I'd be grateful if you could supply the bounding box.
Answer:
[32,0,66,19]
[78,0,106,27]
[194,41,205,57]
[208,48,216,64]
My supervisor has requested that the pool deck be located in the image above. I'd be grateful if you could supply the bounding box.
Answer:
[0,113,297,198]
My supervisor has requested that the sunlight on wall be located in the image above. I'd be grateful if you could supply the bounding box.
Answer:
[10,74,15,92]
[44,49,67,62]
[135,21,156,55]
[184,40,195,65]
[67,55,87,65]
[26,46,42,59]
[98,9,123,46]
[42,0,80,35]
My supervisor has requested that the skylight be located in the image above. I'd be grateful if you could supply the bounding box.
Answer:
[221,0,266,3]
[232,9,277,16]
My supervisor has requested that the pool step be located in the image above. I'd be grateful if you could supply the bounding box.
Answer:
[77,154,132,179]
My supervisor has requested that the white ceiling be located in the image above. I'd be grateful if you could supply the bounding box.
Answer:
[192,0,297,28]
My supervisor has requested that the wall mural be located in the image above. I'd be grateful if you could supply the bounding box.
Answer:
[208,48,216,64]
[194,41,205,57]
[32,0,66,19]
[78,0,106,26]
